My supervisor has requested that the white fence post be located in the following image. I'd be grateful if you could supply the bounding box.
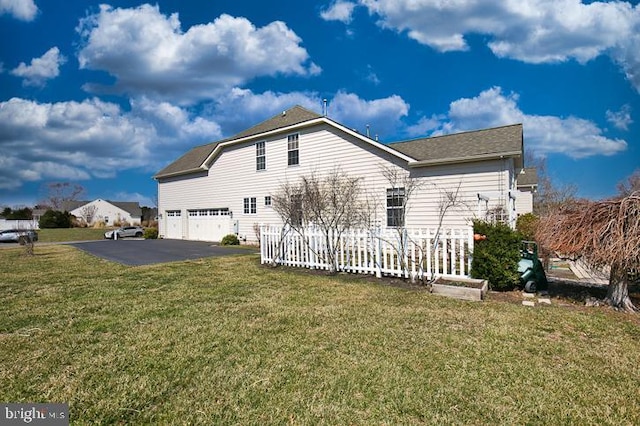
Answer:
[259,225,473,281]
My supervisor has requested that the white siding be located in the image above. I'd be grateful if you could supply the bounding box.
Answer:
[516,188,534,216]
[70,199,141,226]
[158,123,519,241]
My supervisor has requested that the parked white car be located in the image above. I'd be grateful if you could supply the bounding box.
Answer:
[0,229,39,243]
[104,226,144,239]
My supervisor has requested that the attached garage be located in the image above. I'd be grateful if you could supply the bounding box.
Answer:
[164,210,183,239]
[186,208,232,242]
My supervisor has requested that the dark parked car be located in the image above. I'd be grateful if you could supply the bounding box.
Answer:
[104,226,144,239]
[0,229,39,243]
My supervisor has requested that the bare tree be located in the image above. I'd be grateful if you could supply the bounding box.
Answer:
[526,152,577,215]
[617,168,640,197]
[40,182,85,210]
[79,205,97,225]
[535,193,640,312]
[379,165,423,280]
[272,169,369,274]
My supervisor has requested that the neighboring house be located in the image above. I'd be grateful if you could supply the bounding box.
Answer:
[155,106,529,242]
[64,199,142,226]
[516,167,538,216]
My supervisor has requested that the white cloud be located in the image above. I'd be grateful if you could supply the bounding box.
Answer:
[201,88,410,136]
[11,47,66,87]
[606,105,633,131]
[356,0,640,91]
[0,0,38,21]
[329,91,409,137]
[321,1,357,23]
[418,87,627,159]
[76,4,320,104]
[0,97,220,190]
[204,88,323,135]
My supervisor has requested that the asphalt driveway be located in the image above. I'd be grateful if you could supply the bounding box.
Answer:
[70,239,257,266]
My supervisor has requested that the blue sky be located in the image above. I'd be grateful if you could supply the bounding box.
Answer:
[1,0,638,208]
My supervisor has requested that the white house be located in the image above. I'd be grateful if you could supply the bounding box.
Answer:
[65,199,142,226]
[155,106,532,242]
[516,167,538,216]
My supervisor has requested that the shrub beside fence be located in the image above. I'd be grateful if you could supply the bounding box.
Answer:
[260,225,474,281]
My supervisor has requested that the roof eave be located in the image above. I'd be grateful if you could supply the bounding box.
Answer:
[200,117,417,169]
[408,150,522,168]
[154,167,207,180]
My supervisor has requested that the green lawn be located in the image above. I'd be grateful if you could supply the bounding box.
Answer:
[36,228,110,243]
[1,246,639,424]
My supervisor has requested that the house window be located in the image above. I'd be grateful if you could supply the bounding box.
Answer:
[265,196,272,207]
[243,197,257,214]
[287,133,299,166]
[256,141,266,171]
[291,193,303,226]
[386,187,405,227]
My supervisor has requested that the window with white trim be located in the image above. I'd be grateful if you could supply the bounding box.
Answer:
[386,187,405,227]
[243,197,257,214]
[291,193,303,226]
[256,141,266,171]
[264,196,271,207]
[287,133,299,166]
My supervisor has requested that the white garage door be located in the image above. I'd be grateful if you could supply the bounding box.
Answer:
[165,210,182,239]
[187,209,232,242]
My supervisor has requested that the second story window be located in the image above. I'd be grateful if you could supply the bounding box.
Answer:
[287,133,299,166]
[256,141,266,171]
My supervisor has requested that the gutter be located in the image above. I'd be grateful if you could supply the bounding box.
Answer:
[408,150,522,168]
[153,167,207,180]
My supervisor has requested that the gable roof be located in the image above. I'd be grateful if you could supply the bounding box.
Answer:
[228,105,323,140]
[63,200,142,216]
[517,167,538,188]
[389,124,523,167]
[154,106,524,179]
[154,106,323,179]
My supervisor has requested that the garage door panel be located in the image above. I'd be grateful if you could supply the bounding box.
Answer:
[165,211,182,239]
[187,209,232,242]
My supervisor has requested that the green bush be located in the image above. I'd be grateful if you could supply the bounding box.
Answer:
[220,234,240,246]
[516,213,539,241]
[38,210,73,229]
[144,228,158,239]
[470,220,521,290]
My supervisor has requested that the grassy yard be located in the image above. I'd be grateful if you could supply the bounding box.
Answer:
[1,246,639,424]
[36,228,110,243]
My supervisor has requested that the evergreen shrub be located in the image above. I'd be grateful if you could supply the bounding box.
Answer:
[470,220,521,290]
[38,210,73,229]
[220,234,240,246]
[144,228,158,239]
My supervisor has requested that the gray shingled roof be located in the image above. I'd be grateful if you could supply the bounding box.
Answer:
[389,124,523,164]
[228,105,322,140]
[517,167,538,187]
[154,106,322,179]
[155,106,524,179]
[62,200,142,216]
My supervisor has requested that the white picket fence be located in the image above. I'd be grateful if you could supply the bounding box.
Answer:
[0,219,39,230]
[260,225,474,281]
